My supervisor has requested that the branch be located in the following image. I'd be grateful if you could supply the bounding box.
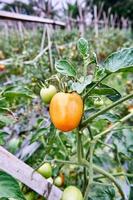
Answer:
[0,146,62,200]
[94,112,133,141]
[84,142,95,200]
[81,92,133,128]
[43,158,127,200]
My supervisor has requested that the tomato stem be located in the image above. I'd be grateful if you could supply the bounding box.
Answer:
[83,55,89,78]
[84,141,95,200]
[43,158,127,200]
[82,159,128,200]
[76,129,82,163]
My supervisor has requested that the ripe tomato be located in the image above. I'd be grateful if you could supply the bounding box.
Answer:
[49,92,83,132]
[40,85,57,104]
[37,163,52,178]
[62,186,83,200]
[54,174,64,187]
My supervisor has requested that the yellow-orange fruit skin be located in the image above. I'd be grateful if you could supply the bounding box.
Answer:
[49,92,83,132]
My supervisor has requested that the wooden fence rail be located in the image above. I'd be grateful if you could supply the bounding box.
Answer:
[0,146,62,200]
[0,11,66,27]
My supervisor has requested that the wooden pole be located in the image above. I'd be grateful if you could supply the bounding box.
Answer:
[0,146,62,200]
[0,11,66,27]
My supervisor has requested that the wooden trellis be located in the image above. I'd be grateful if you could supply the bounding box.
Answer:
[0,146,63,200]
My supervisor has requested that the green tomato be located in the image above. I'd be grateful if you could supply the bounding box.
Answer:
[94,99,104,107]
[37,163,52,178]
[47,177,54,184]
[62,186,83,200]
[40,85,57,104]
[54,176,63,187]
[24,192,35,200]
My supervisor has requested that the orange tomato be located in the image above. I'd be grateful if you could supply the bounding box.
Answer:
[49,92,83,132]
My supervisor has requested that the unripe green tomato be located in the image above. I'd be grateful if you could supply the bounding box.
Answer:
[62,186,83,200]
[47,177,54,184]
[37,163,52,178]
[54,176,63,187]
[40,85,57,104]
[24,192,35,200]
[94,99,104,107]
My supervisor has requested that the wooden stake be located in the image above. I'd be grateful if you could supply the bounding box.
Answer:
[0,146,62,200]
[0,11,65,27]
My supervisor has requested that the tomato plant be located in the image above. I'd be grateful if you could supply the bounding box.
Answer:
[0,29,133,200]
[44,37,133,200]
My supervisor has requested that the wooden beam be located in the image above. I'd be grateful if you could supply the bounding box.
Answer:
[0,146,63,200]
[0,11,66,27]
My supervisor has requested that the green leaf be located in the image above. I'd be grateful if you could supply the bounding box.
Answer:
[88,83,121,101]
[0,131,9,145]
[0,115,16,127]
[0,171,25,200]
[88,184,115,200]
[31,128,48,143]
[71,75,93,94]
[98,113,120,122]
[104,48,133,73]
[55,60,76,77]
[77,38,89,56]
[3,86,34,99]
[129,185,133,200]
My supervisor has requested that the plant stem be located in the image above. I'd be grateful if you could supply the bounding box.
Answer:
[85,126,93,160]
[81,92,133,128]
[38,158,127,199]
[83,73,109,99]
[84,142,95,200]
[56,133,69,159]
[83,55,88,77]
[82,160,127,200]
[40,136,45,149]
[94,112,133,141]
[76,129,82,162]
[94,172,133,179]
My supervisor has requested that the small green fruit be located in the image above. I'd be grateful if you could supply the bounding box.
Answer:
[94,99,104,107]
[47,177,54,184]
[38,163,52,178]
[24,192,35,200]
[62,186,83,200]
[54,176,63,187]
[40,85,57,104]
